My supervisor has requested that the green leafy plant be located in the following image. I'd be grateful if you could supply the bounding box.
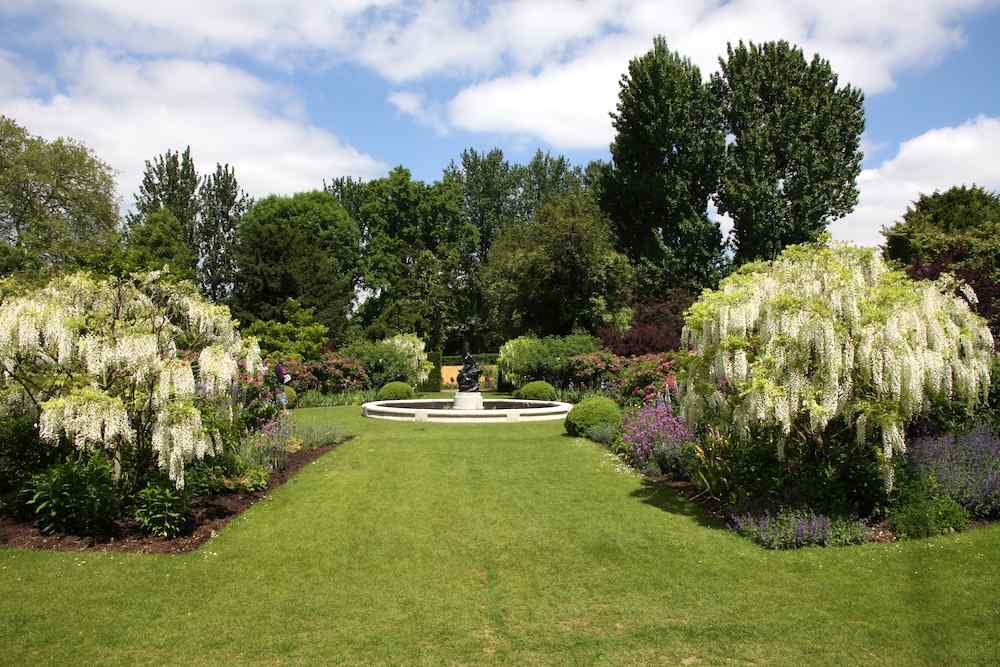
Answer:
[132,483,191,537]
[729,509,867,549]
[514,381,558,401]
[585,423,619,446]
[889,474,970,539]
[227,464,270,492]
[23,454,119,536]
[498,334,603,388]
[283,386,297,408]
[565,397,622,438]
[419,350,443,392]
[377,382,415,401]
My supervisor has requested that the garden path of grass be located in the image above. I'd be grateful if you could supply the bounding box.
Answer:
[3,405,999,665]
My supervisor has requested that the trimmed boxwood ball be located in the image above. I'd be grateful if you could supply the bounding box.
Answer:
[515,380,558,401]
[565,397,622,438]
[377,381,415,401]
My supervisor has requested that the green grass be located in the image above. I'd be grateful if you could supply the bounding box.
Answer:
[3,406,999,665]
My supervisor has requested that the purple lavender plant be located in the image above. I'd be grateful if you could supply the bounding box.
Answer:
[728,509,865,549]
[621,403,691,471]
[907,424,1000,518]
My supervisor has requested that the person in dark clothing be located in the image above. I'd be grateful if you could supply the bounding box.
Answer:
[273,361,291,407]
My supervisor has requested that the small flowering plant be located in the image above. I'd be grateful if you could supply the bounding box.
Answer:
[621,402,692,473]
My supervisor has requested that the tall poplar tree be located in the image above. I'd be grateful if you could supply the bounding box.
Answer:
[129,147,200,252]
[713,40,865,264]
[198,163,252,301]
[600,37,726,291]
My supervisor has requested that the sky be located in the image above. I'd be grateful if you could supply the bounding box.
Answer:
[1,0,999,247]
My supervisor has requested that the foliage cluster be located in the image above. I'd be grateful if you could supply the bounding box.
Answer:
[883,185,1000,342]
[622,403,692,472]
[598,290,696,356]
[497,334,602,388]
[376,382,415,401]
[342,333,431,389]
[565,397,623,438]
[513,381,558,401]
[888,473,970,538]
[283,353,368,395]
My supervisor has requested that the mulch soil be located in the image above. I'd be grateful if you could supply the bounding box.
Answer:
[0,443,339,554]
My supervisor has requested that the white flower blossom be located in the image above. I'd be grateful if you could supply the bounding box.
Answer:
[679,242,994,487]
[199,345,238,394]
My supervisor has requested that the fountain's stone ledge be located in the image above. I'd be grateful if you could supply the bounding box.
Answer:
[362,396,571,423]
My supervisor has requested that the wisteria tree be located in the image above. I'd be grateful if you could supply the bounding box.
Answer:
[678,240,994,484]
[0,271,262,489]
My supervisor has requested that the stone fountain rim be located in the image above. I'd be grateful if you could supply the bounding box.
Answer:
[361,397,572,423]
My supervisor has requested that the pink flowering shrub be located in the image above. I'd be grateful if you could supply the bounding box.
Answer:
[614,354,676,406]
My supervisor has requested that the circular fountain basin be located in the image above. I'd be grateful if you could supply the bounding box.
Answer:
[362,398,572,423]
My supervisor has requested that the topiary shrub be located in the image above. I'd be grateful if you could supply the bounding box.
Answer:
[377,381,415,401]
[514,380,558,401]
[565,397,622,438]
[679,240,994,487]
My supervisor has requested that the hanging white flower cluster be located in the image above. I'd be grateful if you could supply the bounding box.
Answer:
[679,242,994,477]
[385,333,432,384]
[0,297,76,364]
[179,296,236,346]
[198,345,238,394]
[155,359,196,403]
[240,337,264,377]
[151,402,215,488]
[76,333,161,382]
[38,388,133,452]
[0,271,267,488]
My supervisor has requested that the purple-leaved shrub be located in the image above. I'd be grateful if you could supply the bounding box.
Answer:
[907,425,1000,518]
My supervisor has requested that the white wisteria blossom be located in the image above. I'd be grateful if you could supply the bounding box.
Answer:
[38,388,133,453]
[679,241,994,484]
[0,271,264,488]
[198,345,238,394]
[385,333,432,385]
[151,402,215,489]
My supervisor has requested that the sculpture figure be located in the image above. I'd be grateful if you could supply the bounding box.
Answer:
[457,352,482,393]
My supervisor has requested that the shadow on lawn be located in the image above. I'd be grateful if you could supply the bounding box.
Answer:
[629,478,728,531]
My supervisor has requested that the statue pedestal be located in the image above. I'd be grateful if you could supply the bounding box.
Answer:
[453,391,484,411]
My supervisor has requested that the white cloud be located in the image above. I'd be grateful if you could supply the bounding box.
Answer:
[831,116,1000,246]
[387,90,448,135]
[0,48,49,97]
[0,50,383,208]
[447,0,994,148]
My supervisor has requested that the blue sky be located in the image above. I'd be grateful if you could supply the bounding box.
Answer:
[1,1,998,246]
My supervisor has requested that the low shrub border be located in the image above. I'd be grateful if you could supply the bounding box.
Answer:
[0,439,350,554]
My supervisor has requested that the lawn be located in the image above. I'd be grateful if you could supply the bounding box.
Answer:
[3,405,999,665]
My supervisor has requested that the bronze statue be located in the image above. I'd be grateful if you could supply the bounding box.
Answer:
[457,352,481,392]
